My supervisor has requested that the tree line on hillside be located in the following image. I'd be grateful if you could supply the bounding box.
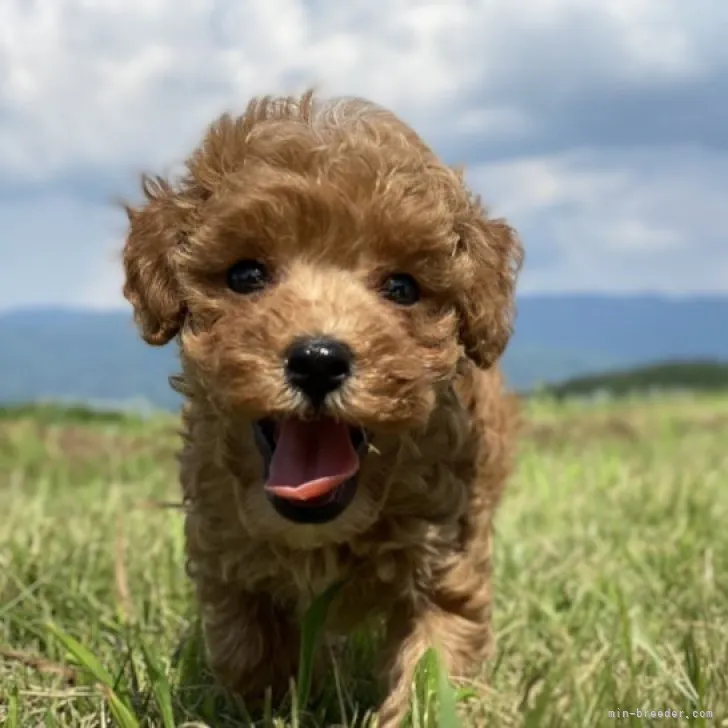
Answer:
[543,360,728,399]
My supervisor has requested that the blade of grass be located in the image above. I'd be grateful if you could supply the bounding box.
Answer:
[411,647,462,728]
[296,579,345,707]
[46,622,140,728]
[433,650,461,728]
[139,639,175,728]
[5,690,20,728]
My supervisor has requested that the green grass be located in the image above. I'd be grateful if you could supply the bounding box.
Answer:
[1,394,727,726]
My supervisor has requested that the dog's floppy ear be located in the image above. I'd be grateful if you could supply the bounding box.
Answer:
[122,175,190,346]
[454,195,523,369]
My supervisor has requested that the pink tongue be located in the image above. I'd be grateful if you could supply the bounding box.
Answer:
[264,418,360,502]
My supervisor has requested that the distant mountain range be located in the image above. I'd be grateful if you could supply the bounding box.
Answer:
[1,295,726,410]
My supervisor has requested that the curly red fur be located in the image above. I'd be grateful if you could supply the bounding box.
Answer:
[121,90,522,726]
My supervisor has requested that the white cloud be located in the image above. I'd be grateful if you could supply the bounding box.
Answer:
[1,0,724,178]
[0,0,726,308]
[472,145,728,293]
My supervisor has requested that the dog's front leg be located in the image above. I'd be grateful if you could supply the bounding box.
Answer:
[377,586,492,727]
[197,580,299,707]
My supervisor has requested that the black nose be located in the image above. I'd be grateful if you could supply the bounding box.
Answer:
[285,337,353,406]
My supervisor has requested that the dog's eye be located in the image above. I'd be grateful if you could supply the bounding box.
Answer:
[380,273,420,306]
[226,260,270,294]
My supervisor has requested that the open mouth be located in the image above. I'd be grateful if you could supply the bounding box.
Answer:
[253,416,367,525]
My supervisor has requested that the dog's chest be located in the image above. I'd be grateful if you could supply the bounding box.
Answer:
[263,535,433,625]
[266,546,364,604]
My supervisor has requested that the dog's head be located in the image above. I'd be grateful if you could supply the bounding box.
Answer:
[122,92,522,546]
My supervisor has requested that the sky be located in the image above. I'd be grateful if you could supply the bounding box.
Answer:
[1,0,727,311]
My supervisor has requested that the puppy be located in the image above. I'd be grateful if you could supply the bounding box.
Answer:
[122,90,522,726]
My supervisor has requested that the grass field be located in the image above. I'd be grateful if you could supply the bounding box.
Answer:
[1,394,726,727]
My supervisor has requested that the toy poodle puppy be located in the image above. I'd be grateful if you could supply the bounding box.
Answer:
[122,90,522,726]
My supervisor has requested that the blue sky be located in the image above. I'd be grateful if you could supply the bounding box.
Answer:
[2,0,727,310]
